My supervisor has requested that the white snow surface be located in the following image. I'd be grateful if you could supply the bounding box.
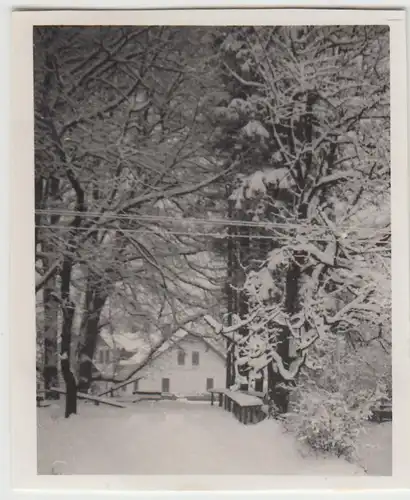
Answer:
[100,331,148,352]
[36,401,388,476]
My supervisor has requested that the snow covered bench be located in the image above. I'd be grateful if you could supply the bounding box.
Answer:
[242,389,266,399]
[209,389,265,425]
[36,391,51,407]
[224,390,266,425]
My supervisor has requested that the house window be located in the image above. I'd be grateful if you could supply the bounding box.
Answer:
[192,351,200,366]
[206,378,214,390]
[162,378,170,393]
[99,350,104,364]
[105,350,111,364]
[177,350,186,366]
[133,380,139,393]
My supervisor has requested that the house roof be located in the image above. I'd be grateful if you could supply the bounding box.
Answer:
[99,331,150,353]
[115,327,226,382]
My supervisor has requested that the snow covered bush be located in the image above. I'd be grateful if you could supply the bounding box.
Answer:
[284,388,363,461]
[282,334,391,462]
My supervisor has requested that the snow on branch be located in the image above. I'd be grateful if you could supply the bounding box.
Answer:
[222,62,265,89]
[271,350,307,381]
[246,347,307,382]
[297,332,320,352]
[325,287,375,325]
[203,315,223,335]
[204,307,263,341]
[313,170,358,191]
[293,241,336,267]
[35,259,61,293]
[119,162,239,214]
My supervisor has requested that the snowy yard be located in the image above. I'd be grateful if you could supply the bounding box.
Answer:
[37,401,391,476]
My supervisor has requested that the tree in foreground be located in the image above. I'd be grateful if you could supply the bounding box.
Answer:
[205,26,390,418]
[34,26,226,416]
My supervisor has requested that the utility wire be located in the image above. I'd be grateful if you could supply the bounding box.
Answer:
[35,209,391,232]
[35,225,305,240]
[35,224,391,249]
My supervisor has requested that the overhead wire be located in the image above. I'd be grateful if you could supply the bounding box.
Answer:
[35,226,391,251]
[35,208,391,233]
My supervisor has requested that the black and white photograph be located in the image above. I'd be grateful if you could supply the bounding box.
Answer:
[9,7,410,492]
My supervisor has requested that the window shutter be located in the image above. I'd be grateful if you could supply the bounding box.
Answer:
[177,350,186,365]
[192,351,199,366]
[162,378,170,392]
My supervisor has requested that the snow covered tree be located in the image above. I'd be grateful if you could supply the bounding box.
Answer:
[205,26,390,413]
[34,26,228,414]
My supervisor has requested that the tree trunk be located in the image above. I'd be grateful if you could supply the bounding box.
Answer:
[61,356,77,418]
[267,362,289,413]
[60,302,78,418]
[43,281,60,399]
[225,196,235,388]
[267,261,301,414]
[60,256,78,418]
[40,177,61,399]
[77,283,107,394]
[254,375,264,393]
[237,217,250,391]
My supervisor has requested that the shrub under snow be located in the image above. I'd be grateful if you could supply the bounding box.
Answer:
[281,335,391,464]
[283,388,365,462]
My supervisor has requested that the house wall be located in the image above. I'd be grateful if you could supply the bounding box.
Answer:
[89,341,121,394]
[125,337,226,396]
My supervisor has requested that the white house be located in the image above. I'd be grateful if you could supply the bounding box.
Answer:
[121,331,226,396]
[93,329,227,397]
[90,331,145,394]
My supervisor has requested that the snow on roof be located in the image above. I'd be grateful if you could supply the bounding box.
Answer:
[99,331,148,352]
[118,328,188,367]
[116,326,226,381]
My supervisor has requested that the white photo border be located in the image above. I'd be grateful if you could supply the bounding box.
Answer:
[10,7,409,493]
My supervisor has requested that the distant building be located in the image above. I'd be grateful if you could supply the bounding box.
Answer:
[93,329,226,397]
[91,332,141,394]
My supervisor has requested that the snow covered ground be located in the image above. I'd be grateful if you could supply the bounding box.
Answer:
[37,400,390,476]
[356,421,392,476]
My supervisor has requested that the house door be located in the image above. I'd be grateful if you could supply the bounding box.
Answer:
[162,378,170,393]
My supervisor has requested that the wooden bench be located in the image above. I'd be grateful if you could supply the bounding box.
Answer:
[36,390,54,407]
[223,390,265,425]
[131,394,163,403]
[36,394,50,407]
[370,403,392,422]
[132,390,163,401]
[242,389,266,399]
[209,389,265,425]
